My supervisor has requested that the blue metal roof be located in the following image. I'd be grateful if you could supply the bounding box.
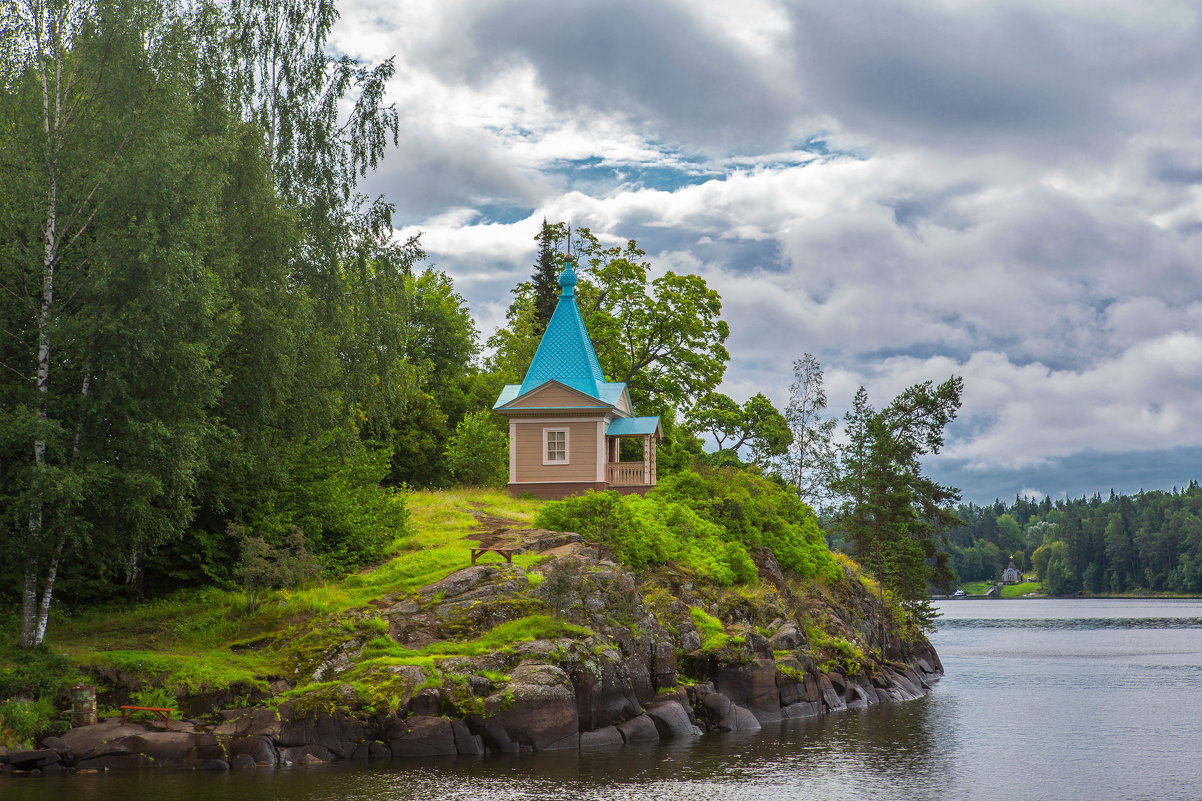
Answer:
[493,384,521,409]
[516,259,609,401]
[607,416,662,436]
[493,380,631,411]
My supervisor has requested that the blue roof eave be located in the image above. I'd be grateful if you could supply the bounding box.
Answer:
[606,416,662,437]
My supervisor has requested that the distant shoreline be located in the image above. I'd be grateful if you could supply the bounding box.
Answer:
[934,594,1202,601]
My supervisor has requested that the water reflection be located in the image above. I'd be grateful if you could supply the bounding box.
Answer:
[940,616,1202,629]
[8,600,1202,801]
[5,701,958,801]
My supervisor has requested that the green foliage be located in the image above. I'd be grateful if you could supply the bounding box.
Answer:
[535,468,843,587]
[689,607,732,651]
[0,644,82,700]
[656,467,842,581]
[248,431,409,575]
[444,411,508,488]
[535,490,757,585]
[804,624,865,676]
[689,392,792,467]
[833,379,964,604]
[0,698,56,750]
[232,525,323,613]
[127,687,181,719]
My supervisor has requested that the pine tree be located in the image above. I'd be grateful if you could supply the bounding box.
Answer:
[834,378,964,627]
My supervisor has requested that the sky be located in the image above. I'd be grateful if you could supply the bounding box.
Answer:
[330,0,1202,505]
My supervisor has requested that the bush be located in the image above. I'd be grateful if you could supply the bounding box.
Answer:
[655,467,841,581]
[535,490,757,585]
[0,644,82,700]
[444,411,508,488]
[232,524,323,612]
[0,698,56,750]
[253,430,408,575]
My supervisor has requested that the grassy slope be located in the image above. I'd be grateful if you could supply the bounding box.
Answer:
[956,580,1045,598]
[42,490,547,696]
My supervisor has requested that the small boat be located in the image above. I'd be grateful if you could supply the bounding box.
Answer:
[952,589,967,598]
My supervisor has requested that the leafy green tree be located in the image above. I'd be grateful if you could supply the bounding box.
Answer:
[489,225,730,414]
[1,0,241,645]
[444,411,509,488]
[689,392,792,468]
[833,378,964,623]
[0,0,421,645]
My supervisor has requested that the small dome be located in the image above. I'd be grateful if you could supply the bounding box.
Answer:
[559,259,578,295]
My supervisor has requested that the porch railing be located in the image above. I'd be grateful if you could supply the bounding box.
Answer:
[606,462,647,485]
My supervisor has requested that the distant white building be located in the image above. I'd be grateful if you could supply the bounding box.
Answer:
[1001,559,1023,584]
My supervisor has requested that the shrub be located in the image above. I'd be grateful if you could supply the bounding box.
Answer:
[535,491,756,585]
[232,524,323,612]
[444,411,508,488]
[0,698,56,750]
[690,607,731,651]
[655,467,841,581]
[127,687,181,720]
[254,429,409,575]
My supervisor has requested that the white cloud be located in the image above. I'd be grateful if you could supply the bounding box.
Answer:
[334,0,1202,498]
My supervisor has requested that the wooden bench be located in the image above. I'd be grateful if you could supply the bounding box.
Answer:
[118,705,173,725]
[470,547,517,564]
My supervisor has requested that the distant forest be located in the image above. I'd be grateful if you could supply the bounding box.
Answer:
[944,482,1202,594]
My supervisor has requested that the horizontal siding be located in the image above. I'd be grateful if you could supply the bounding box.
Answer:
[513,421,599,482]
[506,383,599,409]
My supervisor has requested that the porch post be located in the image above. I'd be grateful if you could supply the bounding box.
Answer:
[643,434,650,484]
[650,435,657,486]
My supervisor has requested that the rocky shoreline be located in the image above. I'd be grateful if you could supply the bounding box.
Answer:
[1,526,943,776]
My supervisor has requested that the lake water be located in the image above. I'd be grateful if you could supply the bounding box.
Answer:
[7,599,1202,801]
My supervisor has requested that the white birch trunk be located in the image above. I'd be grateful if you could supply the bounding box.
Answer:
[33,545,62,646]
[21,0,62,648]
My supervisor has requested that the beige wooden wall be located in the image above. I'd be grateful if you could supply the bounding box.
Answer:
[512,420,600,483]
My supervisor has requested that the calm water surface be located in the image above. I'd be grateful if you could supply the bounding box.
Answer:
[8,599,1202,801]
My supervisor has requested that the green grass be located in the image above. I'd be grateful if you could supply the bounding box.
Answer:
[356,615,590,664]
[956,579,1045,597]
[690,607,733,651]
[803,624,865,676]
[1000,581,1044,598]
[41,490,549,699]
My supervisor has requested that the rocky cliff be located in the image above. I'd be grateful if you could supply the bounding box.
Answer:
[1,515,942,774]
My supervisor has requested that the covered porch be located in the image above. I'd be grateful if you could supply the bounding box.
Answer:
[604,416,662,491]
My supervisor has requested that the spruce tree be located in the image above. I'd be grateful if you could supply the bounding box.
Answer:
[531,218,560,332]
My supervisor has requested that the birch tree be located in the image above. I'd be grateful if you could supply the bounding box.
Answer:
[784,353,837,511]
[2,0,127,647]
[1,0,230,645]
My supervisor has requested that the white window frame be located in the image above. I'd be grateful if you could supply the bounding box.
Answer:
[543,427,570,465]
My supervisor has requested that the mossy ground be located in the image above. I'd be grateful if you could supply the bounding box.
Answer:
[6,486,925,734]
[20,490,546,700]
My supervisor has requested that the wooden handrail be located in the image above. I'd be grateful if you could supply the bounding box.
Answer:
[606,462,647,485]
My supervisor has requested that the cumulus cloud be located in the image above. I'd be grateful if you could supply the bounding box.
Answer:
[335,0,1202,501]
